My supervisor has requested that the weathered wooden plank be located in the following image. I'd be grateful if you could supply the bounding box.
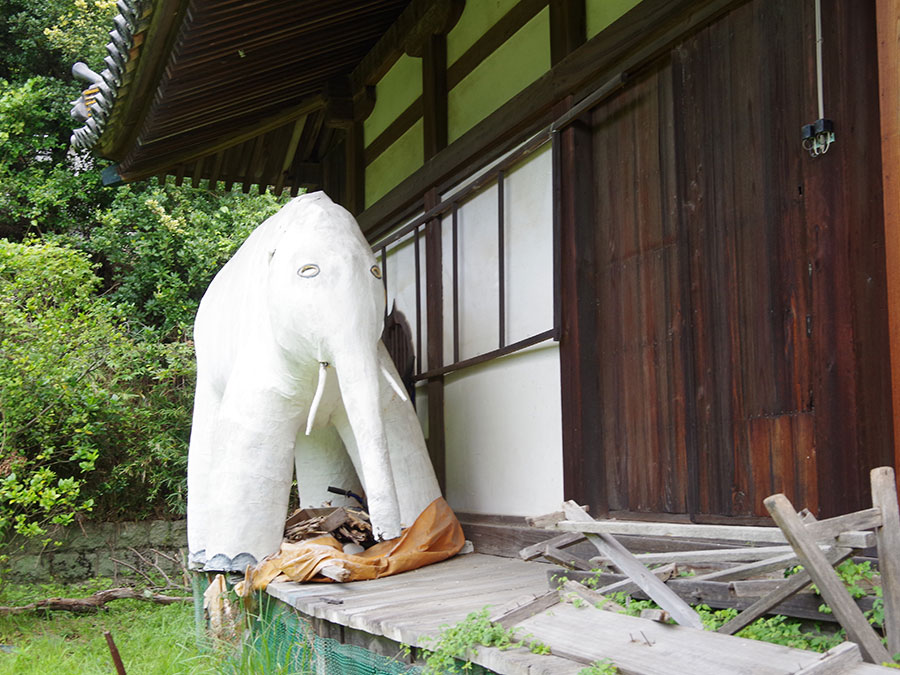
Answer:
[693,551,801,581]
[629,545,795,564]
[555,519,875,548]
[562,501,703,629]
[517,601,847,675]
[765,494,890,664]
[489,591,560,629]
[541,545,594,571]
[792,641,862,675]
[559,579,626,614]
[871,466,900,656]
[596,563,675,597]
[519,532,585,560]
[717,547,852,635]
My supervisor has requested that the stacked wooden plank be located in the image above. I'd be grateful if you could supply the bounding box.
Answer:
[519,466,900,667]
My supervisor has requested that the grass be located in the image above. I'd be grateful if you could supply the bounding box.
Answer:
[0,578,233,674]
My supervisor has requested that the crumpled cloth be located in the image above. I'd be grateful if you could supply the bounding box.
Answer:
[238,497,465,593]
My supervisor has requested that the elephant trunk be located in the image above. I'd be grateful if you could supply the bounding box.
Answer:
[333,347,402,540]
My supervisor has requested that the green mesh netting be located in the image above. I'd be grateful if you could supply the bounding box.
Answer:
[247,598,420,675]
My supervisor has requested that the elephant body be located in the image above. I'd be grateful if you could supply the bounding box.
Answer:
[187,192,441,571]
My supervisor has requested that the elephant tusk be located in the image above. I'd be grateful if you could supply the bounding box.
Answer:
[380,366,408,402]
[305,362,329,435]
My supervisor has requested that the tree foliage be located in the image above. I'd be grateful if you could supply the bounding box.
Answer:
[0,0,289,546]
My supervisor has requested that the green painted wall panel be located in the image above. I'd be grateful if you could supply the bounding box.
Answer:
[364,54,422,147]
[365,118,423,208]
[447,7,550,144]
[446,0,519,66]
[586,0,642,39]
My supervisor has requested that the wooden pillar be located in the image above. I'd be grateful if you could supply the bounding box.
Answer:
[422,33,448,161]
[555,98,603,513]
[345,121,365,215]
[877,0,900,475]
[421,25,448,491]
[549,0,586,66]
[424,187,446,492]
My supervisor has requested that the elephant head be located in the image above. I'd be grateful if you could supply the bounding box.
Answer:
[265,201,403,540]
[187,192,439,570]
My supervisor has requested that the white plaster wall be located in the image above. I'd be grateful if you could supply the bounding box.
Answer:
[378,143,563,518]
[444,344,563,516]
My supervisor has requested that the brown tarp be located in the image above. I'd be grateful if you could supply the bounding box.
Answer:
[241,497,465,592]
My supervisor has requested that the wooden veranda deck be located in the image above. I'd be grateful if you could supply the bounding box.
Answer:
[265,552,893,674]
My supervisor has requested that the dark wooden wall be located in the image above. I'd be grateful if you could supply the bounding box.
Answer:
[566,0,893,520]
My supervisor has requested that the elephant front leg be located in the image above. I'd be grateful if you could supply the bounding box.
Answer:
[200,378,302,571]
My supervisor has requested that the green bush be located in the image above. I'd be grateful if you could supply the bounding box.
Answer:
[0,239,124,541]
[0,1,290,548]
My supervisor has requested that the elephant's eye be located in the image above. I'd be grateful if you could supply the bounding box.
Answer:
[298,264,320,278]
[370,265,382,279]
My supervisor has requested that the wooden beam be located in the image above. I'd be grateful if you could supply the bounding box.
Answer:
[446,0,548,90]
[553,513,879,548]
[118,95,326,182]
[549,0,586,66]
[350,0,463,91]
[345,122,365,215]
[764,494,890,664]
[876,0,900,474]
[422,33,448,161]
[364,97,423,166]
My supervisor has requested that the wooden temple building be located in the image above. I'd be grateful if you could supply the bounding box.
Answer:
[70,0,900,671]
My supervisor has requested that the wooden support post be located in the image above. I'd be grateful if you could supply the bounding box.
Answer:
[765,494,890,664]
[875,0,900,472]
[562,501,704,629]
[424,187,445,491]
[549,0,586,66]
[871,466,900,656]
[556,100,603,512]
[716,547,851,636]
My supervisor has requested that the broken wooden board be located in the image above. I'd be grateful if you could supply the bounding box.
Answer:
[765,494,891,664]
[717,546,853,635]
[871,466,900,657]
[559,579,626,613]
[562,501,704,630]
[549,569,877,623]
[489,591,560,629]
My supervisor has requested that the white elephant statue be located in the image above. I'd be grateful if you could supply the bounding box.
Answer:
[187,192,441,571]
